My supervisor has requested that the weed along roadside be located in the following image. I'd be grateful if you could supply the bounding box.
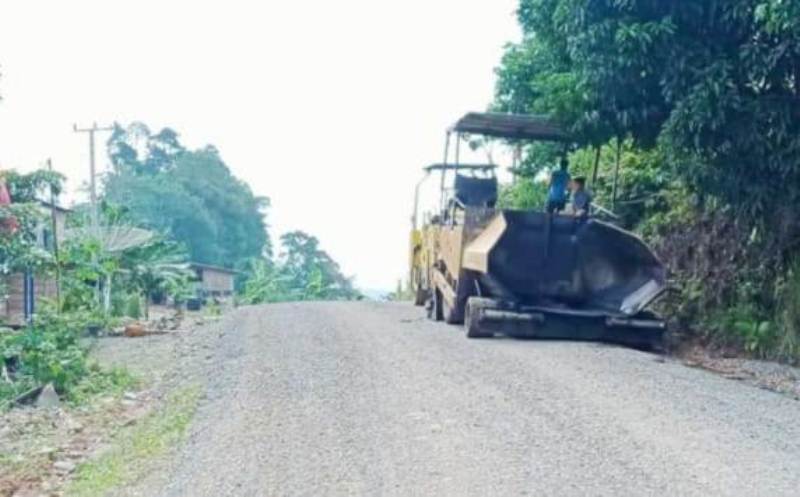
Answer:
[0,306,229,497]
[65,386,201,497]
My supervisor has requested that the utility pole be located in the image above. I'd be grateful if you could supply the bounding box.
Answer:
[73,123,113,234]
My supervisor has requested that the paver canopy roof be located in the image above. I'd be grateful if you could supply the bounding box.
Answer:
[451,112,570,142]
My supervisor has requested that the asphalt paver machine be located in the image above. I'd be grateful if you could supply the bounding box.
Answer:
[409,112,666,349]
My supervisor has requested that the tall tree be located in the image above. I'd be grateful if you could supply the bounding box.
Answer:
[279,231,359,301]
[104,123,271,267]
[240,231,360,304]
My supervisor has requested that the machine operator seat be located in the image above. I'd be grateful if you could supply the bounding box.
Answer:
[454,174,498,208]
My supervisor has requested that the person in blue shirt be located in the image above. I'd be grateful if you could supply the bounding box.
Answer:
[546,158,571,214]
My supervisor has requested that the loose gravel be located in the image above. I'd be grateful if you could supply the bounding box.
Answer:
[114,302,800,497]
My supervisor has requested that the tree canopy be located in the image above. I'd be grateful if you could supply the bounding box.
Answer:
[103,123,270,268]
[495,0,800,218]
[241,231,360,304]
[0,170,64,273]
[103,123,360,305]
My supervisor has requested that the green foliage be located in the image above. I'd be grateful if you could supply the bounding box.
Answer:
[7,311,89,394]
[241,231,360,304]
[279,231,360,301]
[497,178,548,211]
[205,300,222,317]
[58,237,113,313]
[776,260,800,361]
[118,240,192,318]
[499,0,800,219]
[104,123,271,267]
[68,366,138,406]
[240,259,290,304]
[57,212,193,317]
[705,287,776,357]
[1,310,85,401]
[4,169,64,202]
[636,185,695,241]
[125,294,142,320]
[568,141,686,229]
[1,308,136,406]
[67,386,200,497]
[110,293,126,317]
[1,170,62,275]
[107,122,183,176]
[652,206,800,361]
[0,203,51,274]
[756,0,800,36]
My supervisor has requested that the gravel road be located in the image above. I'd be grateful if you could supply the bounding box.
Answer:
[123,302,800,497]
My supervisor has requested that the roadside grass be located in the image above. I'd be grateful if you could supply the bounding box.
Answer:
[0,451,31,478]
[65,385,202,497]
[0,369,131,497]
[67,366,139,406]
[0,364,137,414]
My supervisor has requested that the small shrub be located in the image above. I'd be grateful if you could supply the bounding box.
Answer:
[68,366,138,405]
[706,298,776,357]
[110,293,127,317]
[2,311,89,396]
[125,294,142,320]
[777,262,800,362]
[205,301,222,317]
[1,309,134,405]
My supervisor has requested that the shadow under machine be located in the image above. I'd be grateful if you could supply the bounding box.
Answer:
[409,112,666,349]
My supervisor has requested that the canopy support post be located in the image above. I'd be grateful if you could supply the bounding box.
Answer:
[612,137,622,211]
[591,146,601,188]
[440,131,451,215]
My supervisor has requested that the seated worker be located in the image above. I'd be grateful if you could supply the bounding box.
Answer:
[569,176,593,218]
[545,158,571,214]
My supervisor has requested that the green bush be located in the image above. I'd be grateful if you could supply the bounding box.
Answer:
[699,267,800,363]
[1,311,88,397]
[707,302,775,357]
[1,309,134,406]
[205,301,222,317]
[497,178,548,211]
[110,293,127,317]
[68,366,138,406]
[777,262,800,362]
[125,294,142,320]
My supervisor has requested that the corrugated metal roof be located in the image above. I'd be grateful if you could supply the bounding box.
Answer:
[189,262,238,275]
[451,112,570,142]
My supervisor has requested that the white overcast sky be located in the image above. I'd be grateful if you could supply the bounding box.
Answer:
[0,0,520,291]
